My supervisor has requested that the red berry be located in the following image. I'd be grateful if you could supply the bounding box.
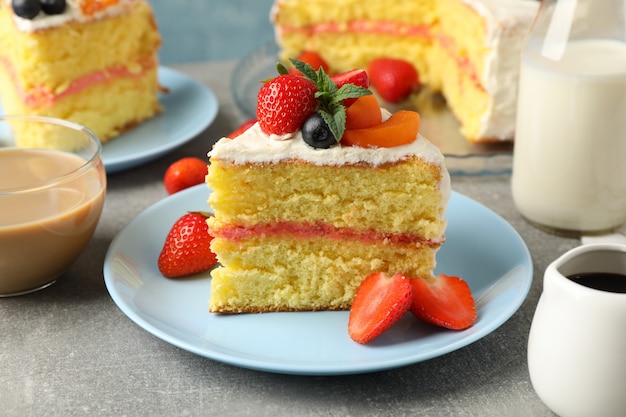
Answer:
[348,272,413,344]
[288,51,330,75]
[158,212,218,278]
[331,69,371,107]
[410,274,477,330]
[256,74,318,136]
[227,119,257,138]
[163,157,208,195]
[367,58,420,103]
[331,69,370,90]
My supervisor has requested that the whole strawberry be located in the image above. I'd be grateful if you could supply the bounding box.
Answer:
[368,58,420,103]
[158,212,218,278]
[164,157,208,195]
[256,74,317,136]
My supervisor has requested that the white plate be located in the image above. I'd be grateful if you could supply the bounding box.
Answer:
[104,185,532,375]
[0,67,218,174]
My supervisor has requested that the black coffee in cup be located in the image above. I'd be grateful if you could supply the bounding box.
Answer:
[568,272,626,293]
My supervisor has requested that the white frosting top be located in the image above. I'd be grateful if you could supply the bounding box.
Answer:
[209,114,451,210]
[4,0,136,31]
[210,122,446,167]
[462,0,539,139]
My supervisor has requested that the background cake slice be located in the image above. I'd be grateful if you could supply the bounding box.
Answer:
[271,0,539,142]
[0,0,162,148]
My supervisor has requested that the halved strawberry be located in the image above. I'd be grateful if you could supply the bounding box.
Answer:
[331,69,370,90]
[288,51,330,75]
[410,274,477,330]
[348,272,413,344]
[331,69,370,107]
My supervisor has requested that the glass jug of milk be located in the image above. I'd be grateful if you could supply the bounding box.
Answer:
[512,0,626,236]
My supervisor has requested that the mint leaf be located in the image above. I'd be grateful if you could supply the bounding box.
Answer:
[276,62,289,75]
[290,58,318,81]
[287,58,375,143]
[336,84,371,101]
[319,106,346,142]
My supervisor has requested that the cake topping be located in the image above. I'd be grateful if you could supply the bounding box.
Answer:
[12,0,41,18]
[256,59,371,147]
[7,0,129,31]
[301,113,336,149]
[12,0,66,18]
[41,0,66,14]
[256,73,318,137]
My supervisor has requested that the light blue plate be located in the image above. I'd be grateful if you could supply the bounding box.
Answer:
[103,185,532,375]
[0,67,218,174]
[102,67,218,173]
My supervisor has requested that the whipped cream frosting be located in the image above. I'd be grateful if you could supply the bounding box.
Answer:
[210,123,446,167]
[464,0,539,139]
[4,0,136,32]
[209,113,451,208]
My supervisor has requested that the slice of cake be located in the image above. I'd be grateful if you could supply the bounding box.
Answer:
[271,0,539,142]
[207,62,450,313]
[0,0,162,148]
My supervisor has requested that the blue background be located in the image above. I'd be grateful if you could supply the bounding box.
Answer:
[150,0,275,65]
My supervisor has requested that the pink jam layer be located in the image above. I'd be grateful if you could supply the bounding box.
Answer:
[0,57,157,109]
[280,20,480,85]
[210,221,443,247]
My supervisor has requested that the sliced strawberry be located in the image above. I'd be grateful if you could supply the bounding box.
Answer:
[331,69,370,107]
[288,51,330,75]
[368,58,420,103]
[158,212,217,278]
[348,272,413,344]
[410,274,477,330]
[256,74,318,136]
[331,69,370,90]
[163,157,208,195]
[226,119,256,138]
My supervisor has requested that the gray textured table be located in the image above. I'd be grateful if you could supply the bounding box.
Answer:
[0,61,573,416]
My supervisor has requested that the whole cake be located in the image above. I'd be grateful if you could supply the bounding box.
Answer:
[0,0,162,148]
[271,0,539,142]
[207,62,450,313]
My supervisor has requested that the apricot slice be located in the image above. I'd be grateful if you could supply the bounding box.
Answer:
[345,95,382,130]
[341,110,420,148]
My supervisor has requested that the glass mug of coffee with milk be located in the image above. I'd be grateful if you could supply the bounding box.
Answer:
[528,243,626,417]
[512,0,626,236]
[0,116,106,296]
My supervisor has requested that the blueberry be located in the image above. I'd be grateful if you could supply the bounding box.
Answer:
[11,0,41,19]
[302,113,337,149]
[41,0,66,15]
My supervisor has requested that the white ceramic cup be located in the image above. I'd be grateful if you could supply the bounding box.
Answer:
[528,243,626,417]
